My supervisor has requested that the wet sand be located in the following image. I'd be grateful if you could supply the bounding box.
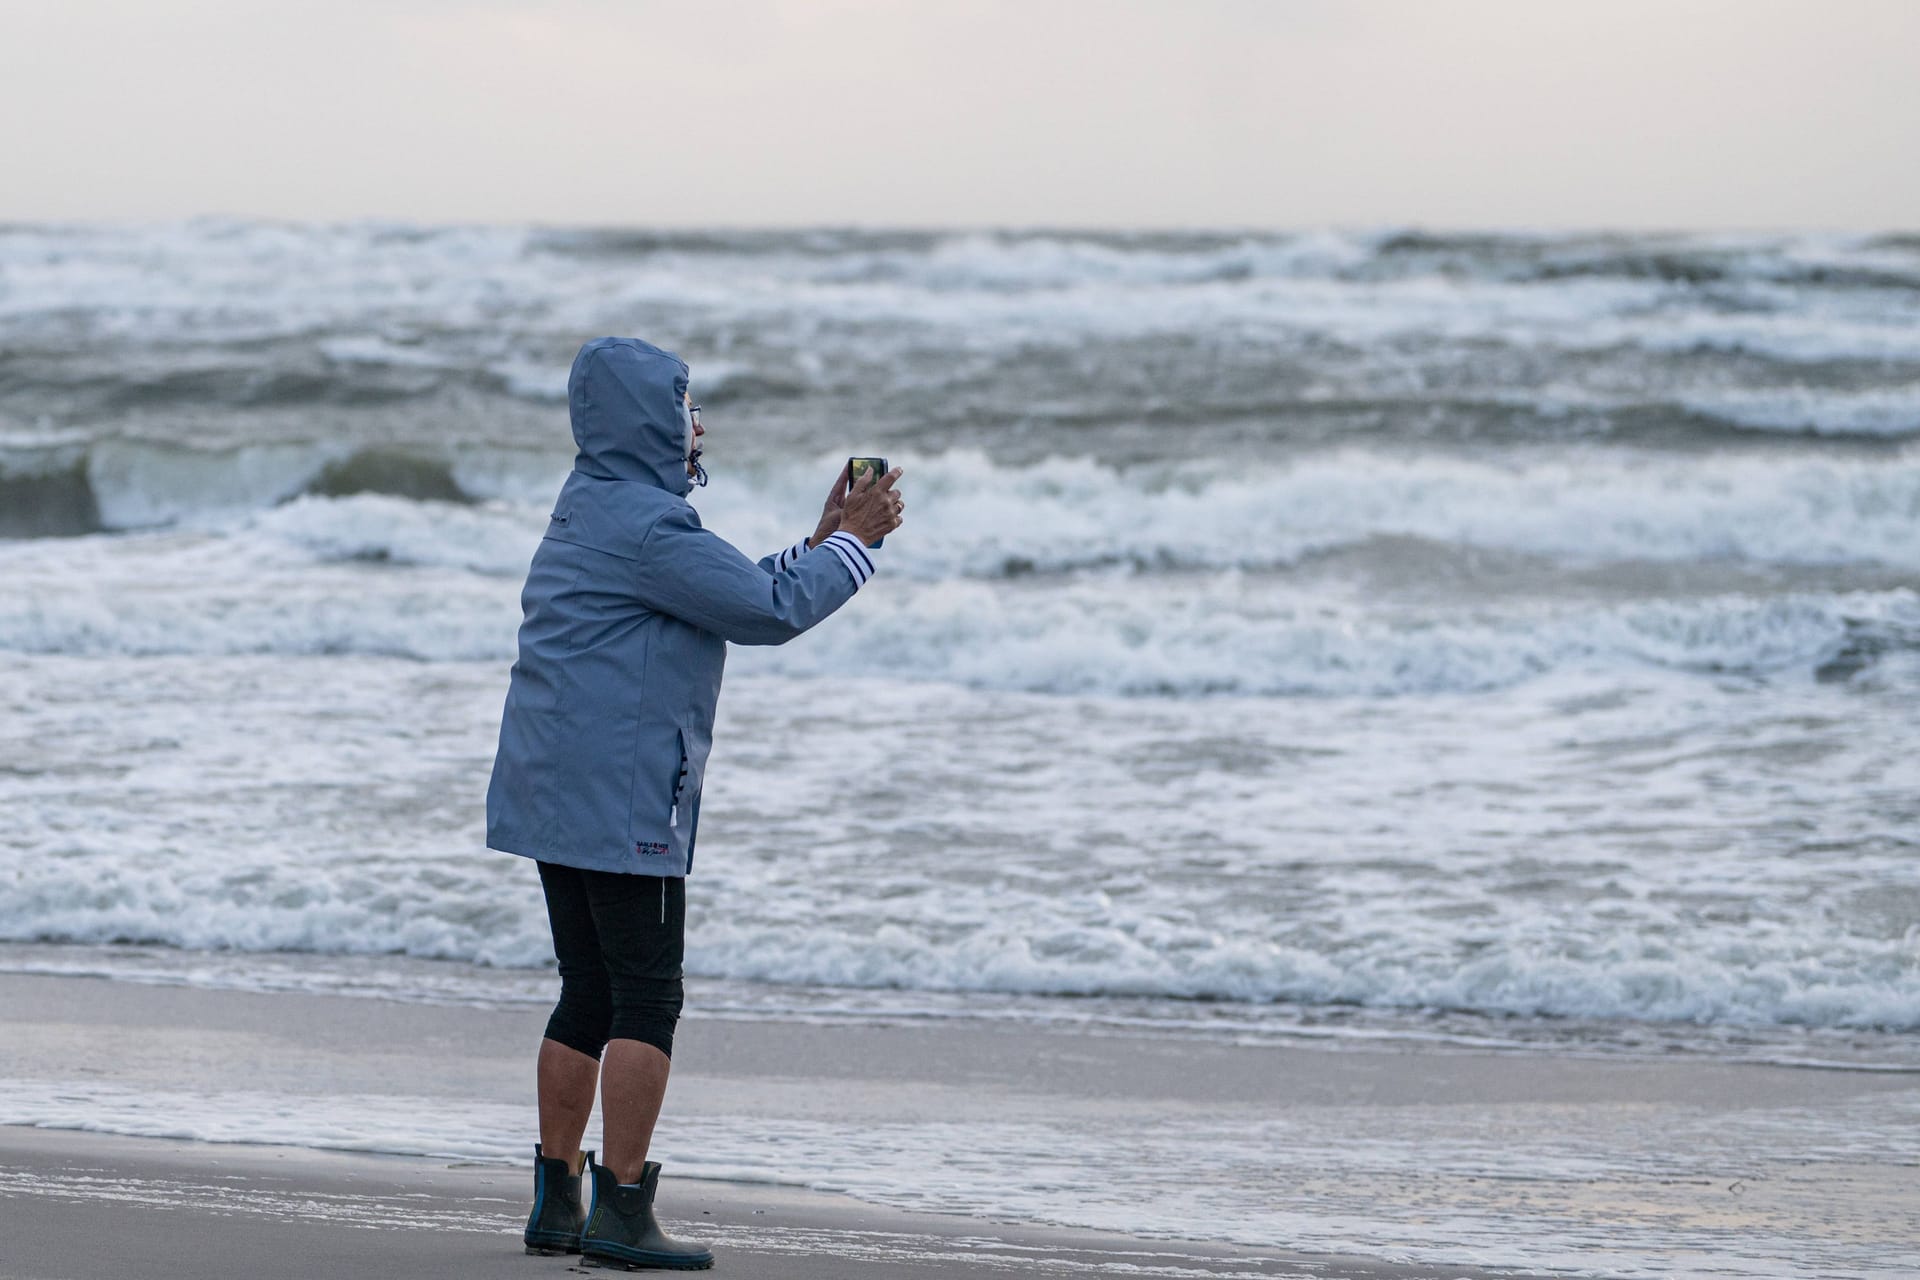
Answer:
[0,1125,1377,1280]
[2,971,1916,1277]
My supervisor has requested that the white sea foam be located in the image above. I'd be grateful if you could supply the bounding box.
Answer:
[2,657,1916,1037]
[317,334,463,369]
[6,444,1920,694]
[7,222,1920,365]
[1679,385,1920,436]
[784,446,1920,576]
[5,220,1920,1059]
[24,442,1920,571]
[11,835,1911,1032]
[2,506,1913,692]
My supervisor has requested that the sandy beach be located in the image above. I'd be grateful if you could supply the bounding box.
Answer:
[2,970,1915,1277]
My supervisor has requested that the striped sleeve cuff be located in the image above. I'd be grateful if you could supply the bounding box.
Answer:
[820,530,878,587]
[773,537,811,573]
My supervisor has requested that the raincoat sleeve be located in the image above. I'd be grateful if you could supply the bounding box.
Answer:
[757,537,813,574]
[635,508,877,645]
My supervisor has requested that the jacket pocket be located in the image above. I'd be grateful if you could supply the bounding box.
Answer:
[668,723,711,831]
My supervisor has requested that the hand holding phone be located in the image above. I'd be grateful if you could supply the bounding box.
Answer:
[841,456,901,548]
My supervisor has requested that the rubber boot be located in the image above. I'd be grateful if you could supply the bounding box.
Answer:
[581,1156,715,1271]
[523,1143,589,1256]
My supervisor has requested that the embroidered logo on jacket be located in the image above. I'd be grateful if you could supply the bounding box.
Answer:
[635,841,671,857]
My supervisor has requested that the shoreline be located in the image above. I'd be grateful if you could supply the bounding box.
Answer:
[2,940,1912,1074]
[3,971,1917,1277]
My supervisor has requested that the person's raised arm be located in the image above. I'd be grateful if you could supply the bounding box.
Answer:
[632,468,902,645]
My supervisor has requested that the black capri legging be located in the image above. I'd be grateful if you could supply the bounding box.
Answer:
[537,861,686,1061]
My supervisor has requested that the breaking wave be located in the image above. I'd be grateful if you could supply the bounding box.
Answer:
[3,451,1918,695]
[6,443,1920,570]
[3,824,1916,1034]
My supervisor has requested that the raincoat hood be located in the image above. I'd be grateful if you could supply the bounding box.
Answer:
[567,336,694,496]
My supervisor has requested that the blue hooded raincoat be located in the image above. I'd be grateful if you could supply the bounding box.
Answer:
[486,337,876,877]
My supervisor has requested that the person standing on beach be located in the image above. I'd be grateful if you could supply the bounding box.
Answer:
[485,336,903,1270]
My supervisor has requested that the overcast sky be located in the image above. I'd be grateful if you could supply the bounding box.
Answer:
[3,0,1917,229]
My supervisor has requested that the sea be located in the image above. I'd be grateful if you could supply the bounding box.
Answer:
[2,221,1918,1275]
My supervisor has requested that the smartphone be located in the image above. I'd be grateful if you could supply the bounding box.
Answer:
[847,456,888,547]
